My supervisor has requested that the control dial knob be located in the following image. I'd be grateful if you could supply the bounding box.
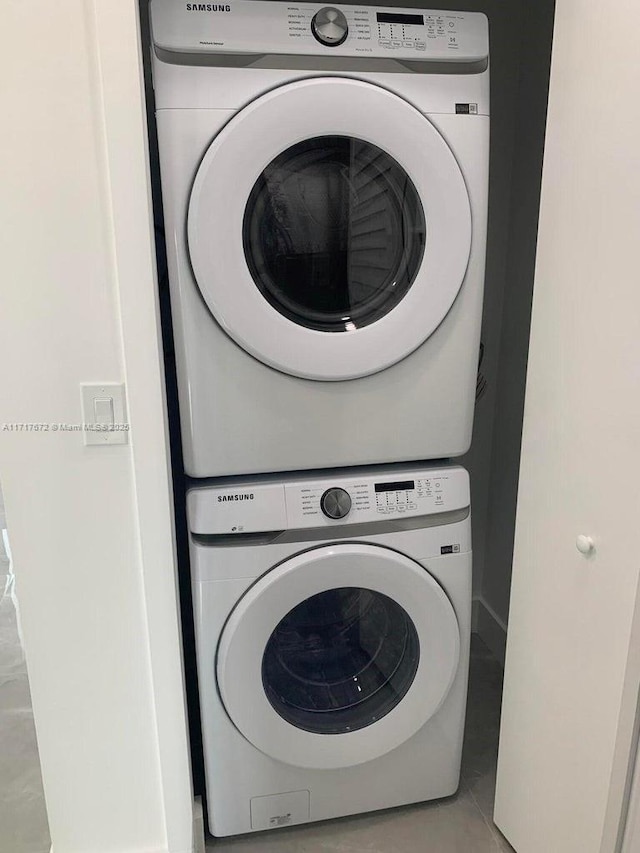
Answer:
[320,487,352,519]
[311,7,349,47]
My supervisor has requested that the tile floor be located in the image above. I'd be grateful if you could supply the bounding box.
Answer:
[206,636,513,852]
[0,486,51,853]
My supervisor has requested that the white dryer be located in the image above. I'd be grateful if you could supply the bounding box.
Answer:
[188,464,471,836]
[150,1,490,477]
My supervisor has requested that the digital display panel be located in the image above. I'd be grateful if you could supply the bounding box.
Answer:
[375,480,415,493]
[376,12,424,25]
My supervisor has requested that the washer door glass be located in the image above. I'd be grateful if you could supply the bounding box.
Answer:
[262,587,420,734]
[216,543,461,769]
[243,136,426,333]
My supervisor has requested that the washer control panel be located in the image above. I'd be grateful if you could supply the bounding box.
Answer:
[188,465,469,535]
[151,0,488,64]
[287,468,467,527]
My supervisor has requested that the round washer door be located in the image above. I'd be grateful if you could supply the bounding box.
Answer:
[188,77,471,381]
[217,543,460,769]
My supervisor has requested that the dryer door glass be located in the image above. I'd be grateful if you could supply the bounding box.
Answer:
[243,137,426,332]
[262,586,420,734]
[188,78,473,380]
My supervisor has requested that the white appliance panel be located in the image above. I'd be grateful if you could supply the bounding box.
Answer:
[151,0,489,478]
[188,464,472,835]
[155,106,488,476]
[151,0,488,63]
[187,464,469,534]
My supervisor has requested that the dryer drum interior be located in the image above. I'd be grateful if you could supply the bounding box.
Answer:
[262,586,420,734]
[243,136,427,333]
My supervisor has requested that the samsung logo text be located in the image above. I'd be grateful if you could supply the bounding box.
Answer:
[186,4,232,10]
[217,493,255,502]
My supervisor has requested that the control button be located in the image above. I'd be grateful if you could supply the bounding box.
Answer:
[390,39,401,48]
[408,503,418,510]
[378,38,391,46]
[320,487,352,519]
[416,41,426,50]
[403,40,414,48]
[311,7,349,47]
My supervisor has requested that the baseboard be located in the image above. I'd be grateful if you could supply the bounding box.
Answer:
[51,846,194,853]
[473,596,507,666]
[51,837,199,853]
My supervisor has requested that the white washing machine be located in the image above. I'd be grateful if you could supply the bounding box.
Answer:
[150,1,490,478]
[189,463,471,836]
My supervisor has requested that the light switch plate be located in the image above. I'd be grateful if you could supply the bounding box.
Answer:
[80,383,128,446]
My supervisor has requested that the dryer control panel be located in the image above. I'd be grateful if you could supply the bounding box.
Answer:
[151,0,488,64]
[188,465,470,535]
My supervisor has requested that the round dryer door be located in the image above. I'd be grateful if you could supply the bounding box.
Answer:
[188,78,472,381]
[217,543,460,769]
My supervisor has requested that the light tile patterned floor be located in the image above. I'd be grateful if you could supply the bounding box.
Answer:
[0,486,51,853]
[206,636,514,852]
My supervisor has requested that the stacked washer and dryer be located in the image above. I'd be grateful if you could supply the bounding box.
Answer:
[150,0,489,838]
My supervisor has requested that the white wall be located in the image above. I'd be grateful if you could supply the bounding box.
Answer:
[0,2,192,852]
